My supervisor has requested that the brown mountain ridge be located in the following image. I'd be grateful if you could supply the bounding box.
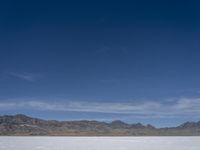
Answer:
[0,114,200,136]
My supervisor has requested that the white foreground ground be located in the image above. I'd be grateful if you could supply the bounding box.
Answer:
[0,136,199,150]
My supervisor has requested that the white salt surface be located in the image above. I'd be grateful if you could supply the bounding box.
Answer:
[0,136,199,150]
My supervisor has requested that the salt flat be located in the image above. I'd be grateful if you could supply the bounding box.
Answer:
[0,137,199,150]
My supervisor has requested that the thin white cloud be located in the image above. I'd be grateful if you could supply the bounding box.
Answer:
[1,97,200,118]
[8,72,42,82]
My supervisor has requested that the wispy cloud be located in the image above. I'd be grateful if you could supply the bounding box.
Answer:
[1,97,200,118]
[8,72,42,82]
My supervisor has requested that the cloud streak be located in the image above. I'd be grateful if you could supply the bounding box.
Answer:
[8,72,42,82]
[1,97,200,118]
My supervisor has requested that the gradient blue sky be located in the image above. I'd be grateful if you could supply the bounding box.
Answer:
[1,0,200,127]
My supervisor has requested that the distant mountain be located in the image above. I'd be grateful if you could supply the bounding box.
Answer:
[0,114,200,136]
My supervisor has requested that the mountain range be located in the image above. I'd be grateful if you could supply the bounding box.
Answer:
[0,114,200,136]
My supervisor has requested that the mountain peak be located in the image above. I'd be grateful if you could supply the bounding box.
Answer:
[0,114,200,136]
[110,120,129,128]
[111,120,127,124]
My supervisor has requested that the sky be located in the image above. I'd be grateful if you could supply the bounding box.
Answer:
[0,0,200,127]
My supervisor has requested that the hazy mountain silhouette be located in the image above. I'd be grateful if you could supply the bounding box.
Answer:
[0,114,200,136]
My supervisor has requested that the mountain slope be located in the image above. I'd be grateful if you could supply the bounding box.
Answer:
[0,114,200,136]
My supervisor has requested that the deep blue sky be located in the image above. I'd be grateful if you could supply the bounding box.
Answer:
[1,0,200,127]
